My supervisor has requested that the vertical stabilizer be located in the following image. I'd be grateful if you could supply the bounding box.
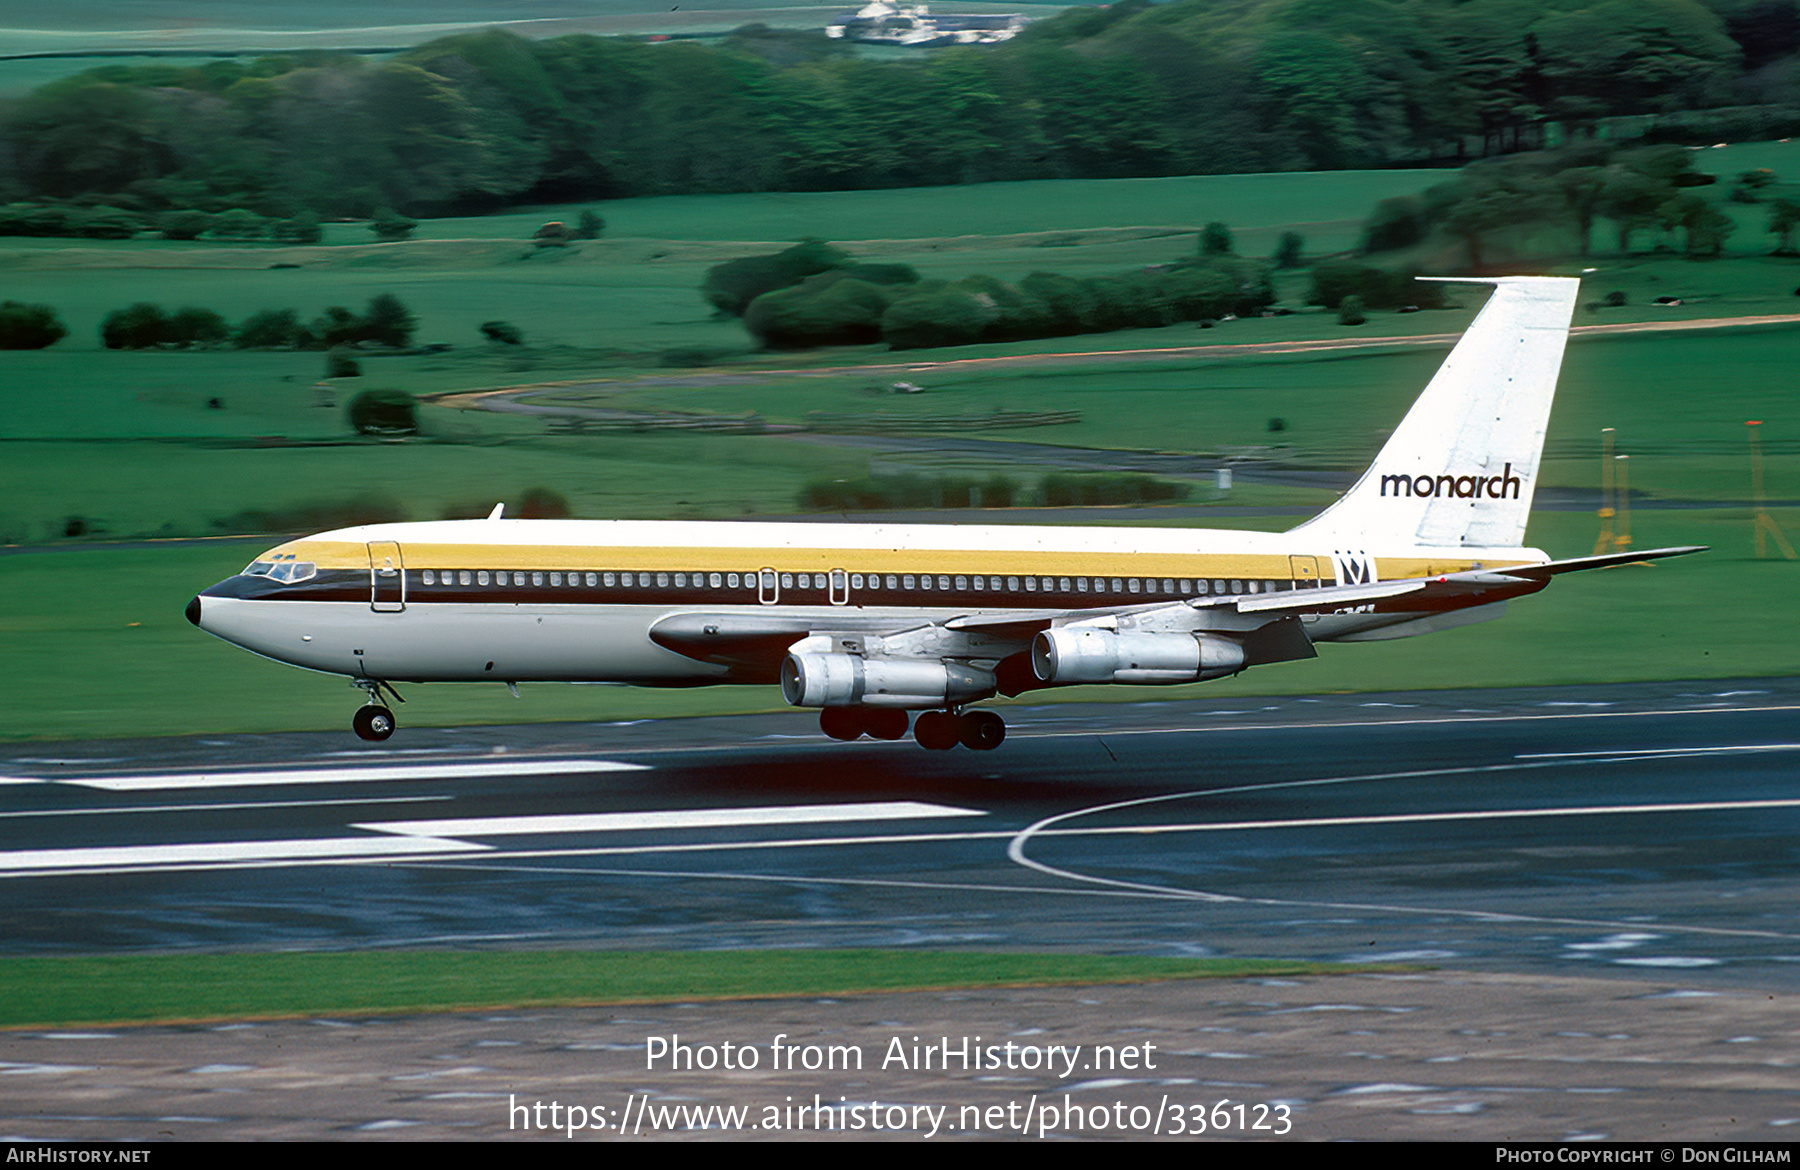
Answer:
[1290,276,1578,549]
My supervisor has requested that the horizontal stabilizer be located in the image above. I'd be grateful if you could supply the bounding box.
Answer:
[1466,545,1708,580]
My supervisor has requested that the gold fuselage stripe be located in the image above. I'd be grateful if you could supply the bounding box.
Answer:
[267,539,1511,584]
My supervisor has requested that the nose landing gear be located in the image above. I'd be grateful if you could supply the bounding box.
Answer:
[351,678,404,741]
[353,704,396,741]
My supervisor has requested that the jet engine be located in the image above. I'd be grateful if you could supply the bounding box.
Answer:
[780,652,993,708]
[1031,628,1245,685]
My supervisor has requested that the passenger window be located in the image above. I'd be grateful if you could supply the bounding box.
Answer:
[957,576,969,590]
[477,571,490,586]
[971,576,983,590]
[727,573,739,588]
[1128,578,1140,593]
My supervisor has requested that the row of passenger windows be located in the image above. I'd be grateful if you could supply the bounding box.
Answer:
[415,568,1296,596]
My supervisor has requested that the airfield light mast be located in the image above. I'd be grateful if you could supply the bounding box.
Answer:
[1747,420,1797,560]
[1593,427,1618,556]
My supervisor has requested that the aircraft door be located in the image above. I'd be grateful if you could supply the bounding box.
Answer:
[368,541,406,612]
[829,569,849,605]
[1289,555,1321,588]
[758,567,779,605]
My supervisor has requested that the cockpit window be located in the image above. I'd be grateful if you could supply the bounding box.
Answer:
[242,556,316,583]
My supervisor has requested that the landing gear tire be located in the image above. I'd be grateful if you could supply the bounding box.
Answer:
[959,710,1006,751]
[820,707,863,741]
[353,705,396,742]
[913,709,959,751]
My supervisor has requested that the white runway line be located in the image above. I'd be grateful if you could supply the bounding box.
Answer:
[48,759,648,792]
[1131,797,1800,836]
[0,835,487,874]
[357,801,985,839]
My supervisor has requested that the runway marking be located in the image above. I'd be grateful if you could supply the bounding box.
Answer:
[40,759,647,792]
[357,801,983,839]
[0,835,487,874]
[1005,749,1800,939]
[1518,744,1800,760]
[1127,796,1800,835]
[0,796,452,819]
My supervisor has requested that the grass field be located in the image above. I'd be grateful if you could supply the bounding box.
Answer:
[0,950,1350,1028]
[3,163,1798,741]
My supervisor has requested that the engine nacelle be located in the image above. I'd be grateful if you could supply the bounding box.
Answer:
[1031,628,1245,685]
[780,652,993,709]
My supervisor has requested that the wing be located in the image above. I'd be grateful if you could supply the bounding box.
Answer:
[648,545,1706,691]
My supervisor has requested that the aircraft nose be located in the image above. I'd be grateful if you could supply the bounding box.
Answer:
[186,595,203,627]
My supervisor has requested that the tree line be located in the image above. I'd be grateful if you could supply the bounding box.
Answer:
[99,294,417,350]
[1,0,1794,219]
[704,240,1277,351]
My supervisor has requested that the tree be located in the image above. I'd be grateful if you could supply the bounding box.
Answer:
[702,239,851,316]
[210,208,265,240]
[158,209,212,240]
[271,210,322,243]
[880,284,990,350]
[1199,221,1234,256]
[480,320,523,344]
[0,301,67,349]
[346,388,418,434]
[369,208,417,241]
[1273,230,1304,269]
[1598,166,1674,253]
[164,306,230,347]
[1658,192,1734,257]
[1337,294,1366,326]
[573,210,604,239]
[361,293,417,347]
[1770,198,1800,255]
[101,302,168,349]
[312,306,363,348]
[235,308,310,348]
[1359,196,1427,254]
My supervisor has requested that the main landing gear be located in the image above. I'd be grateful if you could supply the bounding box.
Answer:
[818,707,1006,751]
[351,678,403,742]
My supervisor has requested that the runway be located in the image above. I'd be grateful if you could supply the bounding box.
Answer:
[2,678,1797,987]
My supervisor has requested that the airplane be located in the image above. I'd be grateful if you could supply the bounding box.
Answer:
[187,276,1702,750]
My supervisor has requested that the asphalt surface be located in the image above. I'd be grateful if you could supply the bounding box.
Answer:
[2,678,1797,1140]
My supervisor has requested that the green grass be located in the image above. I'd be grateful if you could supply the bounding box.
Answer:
[0,950,1351,1028]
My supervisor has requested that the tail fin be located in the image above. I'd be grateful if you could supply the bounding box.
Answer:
[1289,276,1579,549]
